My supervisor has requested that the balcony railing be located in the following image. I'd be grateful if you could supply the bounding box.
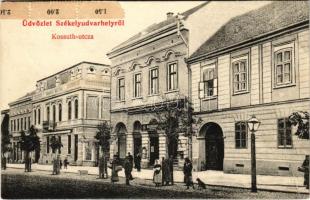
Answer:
[42,121,56,132]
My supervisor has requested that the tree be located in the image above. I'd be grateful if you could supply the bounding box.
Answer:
[19,125,40,172]
[50,135,63,175]
[289,111,309,139]
[1,113,11,169]
[95,121,111,179]
[151,96,201,159]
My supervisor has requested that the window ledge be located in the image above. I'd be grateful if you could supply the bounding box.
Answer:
[233,91,250,96]
[277,146,293,149]
[147,94,160,97]
[132,97,143,100]
[164,89,179,94]
[273,83,296,90]
[115,100,126,103]
[202,96,217,101]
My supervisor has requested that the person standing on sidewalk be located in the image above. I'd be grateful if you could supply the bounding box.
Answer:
[162,157,171,186]
[124,156,131,185]
[183,157,194,189]
[110,153,121,183]
[135,153,141,172]
[127,152,134,180]
[299,155,309,189]
[153,159,162,187]
[64,158,69,169]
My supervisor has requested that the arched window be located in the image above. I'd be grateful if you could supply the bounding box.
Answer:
[74,99,78,119]
[68,101,72,120]
[46,106,50,122]
[52,105,56,122]
[58,104,62,122]
[38,108,41,124]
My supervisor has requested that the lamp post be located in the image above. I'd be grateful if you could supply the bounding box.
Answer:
[247,115,260,192]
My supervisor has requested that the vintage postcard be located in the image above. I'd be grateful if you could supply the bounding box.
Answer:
[0,0,309,199]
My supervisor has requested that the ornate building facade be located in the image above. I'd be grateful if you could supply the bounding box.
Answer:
[8,91,34,163]
[31,62,111,166]
[188,1,310,176]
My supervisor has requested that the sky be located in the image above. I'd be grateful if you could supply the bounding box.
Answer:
[0,1,202,111]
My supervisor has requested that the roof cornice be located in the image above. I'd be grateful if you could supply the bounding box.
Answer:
[188,20,309,64]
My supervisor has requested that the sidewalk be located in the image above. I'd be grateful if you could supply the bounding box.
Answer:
[6,163,309,194]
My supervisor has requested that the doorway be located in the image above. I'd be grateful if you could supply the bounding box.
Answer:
[74,135,78,161]
[149,132,159,166]
[200,122,224,170]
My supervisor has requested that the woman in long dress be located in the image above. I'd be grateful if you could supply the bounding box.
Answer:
[153,159,162,187]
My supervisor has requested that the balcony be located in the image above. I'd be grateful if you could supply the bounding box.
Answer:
[42,121,57,132]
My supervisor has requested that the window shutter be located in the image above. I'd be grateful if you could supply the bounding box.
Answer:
[199,82,204,99]
[213,78,218,96]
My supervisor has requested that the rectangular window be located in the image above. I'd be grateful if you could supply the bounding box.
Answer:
[274,48,293,86]
[232,59,248,93]
[278,118,292,148]
[24,117,27,130]
[11,120,13,132]
[117,78,125,100]
[47,136,50,153]
[21,118,23,130]
[17,119,19,131]
[28,117,30,129]
[167,62,178,91]
[68,135,71,154]
[14,120,16,131]
[134,73,141,98]
[235,122,247,148]
[149,68,159,94]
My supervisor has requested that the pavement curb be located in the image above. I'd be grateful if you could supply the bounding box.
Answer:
[5,166,309,195]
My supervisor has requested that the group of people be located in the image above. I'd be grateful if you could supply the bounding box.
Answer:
[110,152,135,185]
[153,156,194,189]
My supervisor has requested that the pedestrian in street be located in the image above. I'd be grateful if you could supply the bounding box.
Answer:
[124,156,132,185]
[153,159,162,187]
[162,157,171,186]
[64,158,69,169]
[127,152,134,180]
[59,160,63,169]
[183,157,195,189]
[299,155,309,189]
[110,153,121,183]
[135,152,141,172]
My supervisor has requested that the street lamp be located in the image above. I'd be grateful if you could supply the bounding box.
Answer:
[247,115,260,192]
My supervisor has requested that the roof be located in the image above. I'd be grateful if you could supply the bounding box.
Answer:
[8,90,35,106]
[37,61,110,82]
[108,2,209,54]
[189,1,309,60]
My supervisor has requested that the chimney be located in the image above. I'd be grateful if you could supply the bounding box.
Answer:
[166,12,174,19]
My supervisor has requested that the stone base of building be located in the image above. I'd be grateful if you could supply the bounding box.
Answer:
[224,159,304,177]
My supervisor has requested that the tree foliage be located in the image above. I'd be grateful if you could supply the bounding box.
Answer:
[151,97,201,156]
[50,135,63,153]
[1,113,11,156]
[20,125,40,153]
[288,111,309,139]
[95,121,111,153]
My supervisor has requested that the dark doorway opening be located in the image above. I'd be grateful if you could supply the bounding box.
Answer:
[74,135,78,162]
[149,132,159,166]
[200,123,224,170]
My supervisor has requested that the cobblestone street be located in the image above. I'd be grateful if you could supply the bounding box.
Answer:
[2,168,308,199]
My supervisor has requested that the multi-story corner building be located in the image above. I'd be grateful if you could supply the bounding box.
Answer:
[187,1,309,176]
[106,1,271,168]
[32,62,111,166]
[8,91,35,163]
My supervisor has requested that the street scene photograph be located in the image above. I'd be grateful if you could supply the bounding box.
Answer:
[0,0,309,199]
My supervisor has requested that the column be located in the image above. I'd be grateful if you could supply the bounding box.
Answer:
[91,143,95,161]
[126,133,134,155]
[141,131,149,168]
[158,131,167,160]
